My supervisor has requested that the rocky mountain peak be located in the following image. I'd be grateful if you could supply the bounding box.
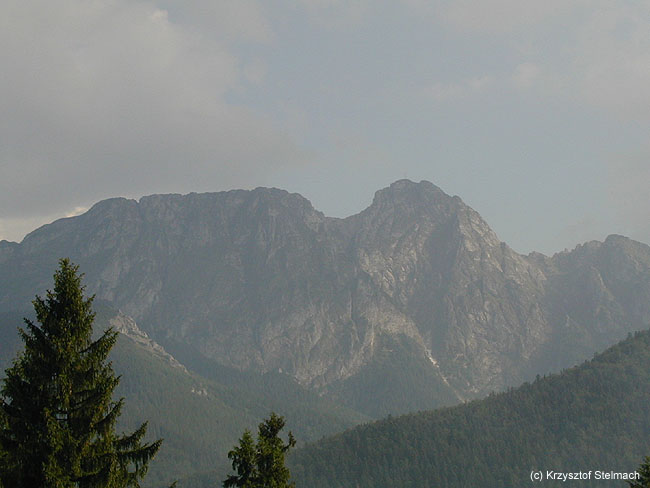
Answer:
[352,179,503,271]
[1,181,650,416]
[367,179,452,214]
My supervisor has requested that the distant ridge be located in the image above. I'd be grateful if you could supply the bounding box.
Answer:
[1,180,649,416]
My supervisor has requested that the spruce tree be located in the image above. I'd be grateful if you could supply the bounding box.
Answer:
[0,258,162,487]
[630,457,650,487]
[224,413,296,488]
[224,430,257,488]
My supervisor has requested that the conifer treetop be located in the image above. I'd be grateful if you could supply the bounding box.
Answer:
[0,258,162,488]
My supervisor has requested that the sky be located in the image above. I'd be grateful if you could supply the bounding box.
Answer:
[1,0,649,255]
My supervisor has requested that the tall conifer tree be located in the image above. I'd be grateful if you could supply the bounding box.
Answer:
[0,259,161,487]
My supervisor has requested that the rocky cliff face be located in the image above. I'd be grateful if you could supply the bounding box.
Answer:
[108,311,188,374]
[2,180,649,413]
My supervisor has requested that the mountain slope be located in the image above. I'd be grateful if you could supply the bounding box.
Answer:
[1,180,650,415]
[289,329,650,487]
[0,305,368,487]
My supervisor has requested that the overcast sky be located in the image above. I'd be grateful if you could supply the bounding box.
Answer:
[2,0,649,254]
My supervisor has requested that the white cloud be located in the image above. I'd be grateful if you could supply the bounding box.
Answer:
[65,206,89,218]
[0,205,86,242]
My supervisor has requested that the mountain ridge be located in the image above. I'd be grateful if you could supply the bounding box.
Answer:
[1,180,649,415]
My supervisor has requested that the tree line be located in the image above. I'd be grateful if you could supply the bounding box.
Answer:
[1,259,648,487]
[289,328,650,487]
[0,259,295,488]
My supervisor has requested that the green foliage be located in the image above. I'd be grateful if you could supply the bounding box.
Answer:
[224,431,256,488]
[630,457,650,487]
[2,303,368,487]
[291,330,650,487]
[104,335,368,487]
[224,413,296,488]
[0,259,161,487]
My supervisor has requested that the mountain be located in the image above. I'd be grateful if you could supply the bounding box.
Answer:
[0,304,368,487]
[1,180,650,417]
[289,329,650,487]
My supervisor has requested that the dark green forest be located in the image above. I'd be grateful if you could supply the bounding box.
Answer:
[113,336,368,487]
[289,330,650,487]
[5,303,650,486]
[0,305,368,488]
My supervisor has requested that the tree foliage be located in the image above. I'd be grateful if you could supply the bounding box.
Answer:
[0,258,161,487]
[630,457,650,488]
[291,330,650,487]
[224,413,296,488]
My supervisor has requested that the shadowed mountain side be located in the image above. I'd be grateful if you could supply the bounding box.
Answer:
[289,329,650,487]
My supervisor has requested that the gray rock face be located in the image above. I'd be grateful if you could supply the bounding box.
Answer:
[2,180,650,411]
[109,311,188,374]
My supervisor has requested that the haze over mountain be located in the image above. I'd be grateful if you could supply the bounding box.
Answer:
[1,180,650,418]
[290,329,650,487]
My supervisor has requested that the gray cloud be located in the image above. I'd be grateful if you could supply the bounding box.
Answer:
[434,1,650,120]
[2,0,649,254]
[438,0,585,34]
[0,0,304,240]
[570,3,650,119]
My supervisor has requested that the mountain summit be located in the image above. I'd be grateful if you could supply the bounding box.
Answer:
[1,180,649,416]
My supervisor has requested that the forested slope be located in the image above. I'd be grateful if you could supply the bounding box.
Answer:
[0,306,368,487]
[290,330,650,487]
